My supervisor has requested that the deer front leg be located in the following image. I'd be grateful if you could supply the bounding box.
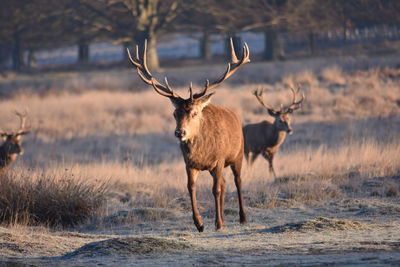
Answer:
[210,164,225,230]
[220,175,226,225]
[262,151,276,179]
[186,167,204,232]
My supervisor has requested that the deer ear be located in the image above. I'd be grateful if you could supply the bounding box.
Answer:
[267,109,278,117]
[170,97,183,109]
[197,93,214,110]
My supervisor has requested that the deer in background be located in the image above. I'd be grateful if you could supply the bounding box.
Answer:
[127,38,250,232]
[243,87,304,178]
[0,111,30,169]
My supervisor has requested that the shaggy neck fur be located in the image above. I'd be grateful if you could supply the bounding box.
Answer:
[179,104,242,171]
[270,123,287,152]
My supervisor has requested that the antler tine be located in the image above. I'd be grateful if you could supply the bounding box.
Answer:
[126,46,140,69]
[230,38,239,64]
[14,110,27,130]
[142,40,152,77]
[194,38,250,99]
[289,86,297,106]
[127,39,181,100]
[14,109,30,135]
[253,88,279,114]
[286,85,305,112]
[189,82,193,100]
[135,45,139,61]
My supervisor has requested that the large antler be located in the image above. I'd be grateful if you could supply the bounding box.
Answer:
[193,38,250,99]
[253,88,280,115]
[284,85,305,113]
[127,40,182,100]
[14,110,30,135]
[254,85,305,115]
[127,38,250,101]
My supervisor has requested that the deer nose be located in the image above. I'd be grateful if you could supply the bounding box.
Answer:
[175,130,186,138]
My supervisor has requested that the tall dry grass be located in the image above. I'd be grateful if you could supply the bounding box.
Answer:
[0,64,399,226]
[0,169,107,227]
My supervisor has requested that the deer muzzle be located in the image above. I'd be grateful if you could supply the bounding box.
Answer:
[175,129,187,140]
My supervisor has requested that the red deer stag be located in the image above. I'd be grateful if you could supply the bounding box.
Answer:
[127,39,250,232]
[0,111,30,169]
[243,87,304,178]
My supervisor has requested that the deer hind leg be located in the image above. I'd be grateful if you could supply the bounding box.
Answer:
[230,159,247,224]
[249,152,260,165]
[262,152,276,179]
[210,163,226,230]
[186,167,204,232]
[244,150,249,163]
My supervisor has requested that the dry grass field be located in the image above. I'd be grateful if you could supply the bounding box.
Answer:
[0,56,399,266]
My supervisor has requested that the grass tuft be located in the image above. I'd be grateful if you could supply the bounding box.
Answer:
[0,171,107,227]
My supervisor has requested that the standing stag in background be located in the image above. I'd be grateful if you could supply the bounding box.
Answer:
[243,87,304,178]
[0,111,30,169]
[127,39,250,232]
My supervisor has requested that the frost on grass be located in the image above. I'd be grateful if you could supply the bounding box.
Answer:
[102,208,177,226]
[62,237,191,258]
[265,217,367,233]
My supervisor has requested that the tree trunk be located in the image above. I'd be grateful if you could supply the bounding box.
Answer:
[134,30,159,70]
[200,30,211,60]
[12,32,23,72]
[264,29,285,61]
[342,24,347,42]
[0,44,9,67]
[308,32,316,55]
[27,48,37,68]
[78,41,90,63]
[225,35,243,60]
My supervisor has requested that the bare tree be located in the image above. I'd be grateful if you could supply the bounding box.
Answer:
[0,0,43,71]
[127,39,250,231]
[79,0,183,69]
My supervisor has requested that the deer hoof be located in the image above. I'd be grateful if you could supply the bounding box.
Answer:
[197,224,204,232]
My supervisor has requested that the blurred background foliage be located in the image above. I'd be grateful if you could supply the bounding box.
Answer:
[0,0,399,72]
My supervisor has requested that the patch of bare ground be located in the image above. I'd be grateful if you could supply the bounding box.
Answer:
[263,217,367,233]
[0,226,112,258]
[61,237,190,259]
[1,205,400,266]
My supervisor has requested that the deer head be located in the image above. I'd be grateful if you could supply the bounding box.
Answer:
[253,86,304,135]
[0,111,30,157]
[127,38,250,142]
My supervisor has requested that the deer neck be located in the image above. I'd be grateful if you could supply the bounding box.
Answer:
[178,115,215,169]
[179,118,207,154]
[271,124,287,149]
[0,145,14,168]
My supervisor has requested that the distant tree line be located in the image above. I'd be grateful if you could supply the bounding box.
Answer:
[0,0,399,71]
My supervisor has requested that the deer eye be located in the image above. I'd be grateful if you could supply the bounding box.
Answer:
[191,111,198,117]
